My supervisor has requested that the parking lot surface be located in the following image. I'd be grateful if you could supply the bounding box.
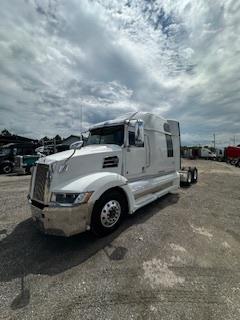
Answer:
[0,160,240,320]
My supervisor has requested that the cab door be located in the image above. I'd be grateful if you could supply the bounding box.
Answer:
[124,120,146,180]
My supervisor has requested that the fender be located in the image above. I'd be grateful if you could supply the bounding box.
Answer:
[0,160,14,168]
[52,171,135,214]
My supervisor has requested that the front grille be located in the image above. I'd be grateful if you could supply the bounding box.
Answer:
[15,156,22,168]
[33,164,48,202]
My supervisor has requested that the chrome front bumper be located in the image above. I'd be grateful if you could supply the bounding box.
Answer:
[30,202,90,237]
[14,167,26,174]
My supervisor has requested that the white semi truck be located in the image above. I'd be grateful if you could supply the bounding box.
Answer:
[28,112,197,237]
[200,148,216,160]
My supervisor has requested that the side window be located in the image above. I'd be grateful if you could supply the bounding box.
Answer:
[165,134,173,157]
[23,148,34,155]
[128,120,144,147]
[16,148,23,155]
[128,131,135,146]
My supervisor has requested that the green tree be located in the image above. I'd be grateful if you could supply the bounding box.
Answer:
[1,129,12,136]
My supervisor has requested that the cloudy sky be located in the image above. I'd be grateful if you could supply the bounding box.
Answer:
[0,0,239,145]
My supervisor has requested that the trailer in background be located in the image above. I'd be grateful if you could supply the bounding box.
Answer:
[181,147,216,160]
[225,146,240,166]
[215,148,225,161]
[181,147,201,159]
[200,148,216,160]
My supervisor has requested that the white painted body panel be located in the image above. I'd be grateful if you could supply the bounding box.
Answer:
[129,171,180,211]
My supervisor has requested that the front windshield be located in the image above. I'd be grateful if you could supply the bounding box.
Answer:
[86,125,124,146]
[0,148,10,156]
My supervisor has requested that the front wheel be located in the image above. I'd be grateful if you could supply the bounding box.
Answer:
[1,163,13,174]
[91,190,127,236]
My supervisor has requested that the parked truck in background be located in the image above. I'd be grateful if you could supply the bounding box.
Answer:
[182,147,216,160]
[0,143,38,174]
[14,154,41,174]
[225,146,240,166]
[199,148,216,160]
[28,112,198,237]
[215,148,224,161]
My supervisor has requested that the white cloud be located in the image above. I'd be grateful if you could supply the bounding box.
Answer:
[0,0,239,145]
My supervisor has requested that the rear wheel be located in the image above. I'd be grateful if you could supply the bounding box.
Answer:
[185,170,192,186]
[235,160,240,167]
[91,190,127,236]
[191,168,198,183]
[25,167,31,175]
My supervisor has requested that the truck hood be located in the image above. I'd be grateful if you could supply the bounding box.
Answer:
[37,144,123,190]
[38,144,122,165]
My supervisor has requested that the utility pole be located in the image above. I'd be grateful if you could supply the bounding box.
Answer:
[53,137,56,154]
[233,135,236,146]
[213,133,216,150]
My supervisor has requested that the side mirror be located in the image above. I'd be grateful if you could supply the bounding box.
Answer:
[135,120,144,147]
[70,141,83,150]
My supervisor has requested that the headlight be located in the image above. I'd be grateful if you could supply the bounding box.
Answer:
[50,192,93,207]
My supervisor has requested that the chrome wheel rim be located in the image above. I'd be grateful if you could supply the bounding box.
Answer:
[194,170,197,180]
[100,200,121,228]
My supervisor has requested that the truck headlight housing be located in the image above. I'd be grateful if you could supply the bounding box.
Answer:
[50,192,93,207]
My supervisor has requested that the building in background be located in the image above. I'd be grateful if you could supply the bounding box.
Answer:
[60,135,80,147]
[0,131,38,147]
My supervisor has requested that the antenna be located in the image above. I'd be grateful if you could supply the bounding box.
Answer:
[80,104,83,139]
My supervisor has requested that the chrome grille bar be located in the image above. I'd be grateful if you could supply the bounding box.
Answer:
[33,164,48,202]
[14,156,22,168]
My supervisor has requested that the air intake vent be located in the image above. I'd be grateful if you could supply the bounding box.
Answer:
[103,156,119,168]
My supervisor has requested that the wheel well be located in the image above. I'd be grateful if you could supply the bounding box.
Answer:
[96,187,129,213]
[1,161,13,167]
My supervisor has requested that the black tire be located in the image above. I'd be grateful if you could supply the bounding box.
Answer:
[25,167,31,175]
[235,160,240,168]
[191,167,198,183]
[1,163,13,174]
[91,190,127,236]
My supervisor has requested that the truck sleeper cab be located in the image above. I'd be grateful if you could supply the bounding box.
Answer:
[29,112,187,237]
